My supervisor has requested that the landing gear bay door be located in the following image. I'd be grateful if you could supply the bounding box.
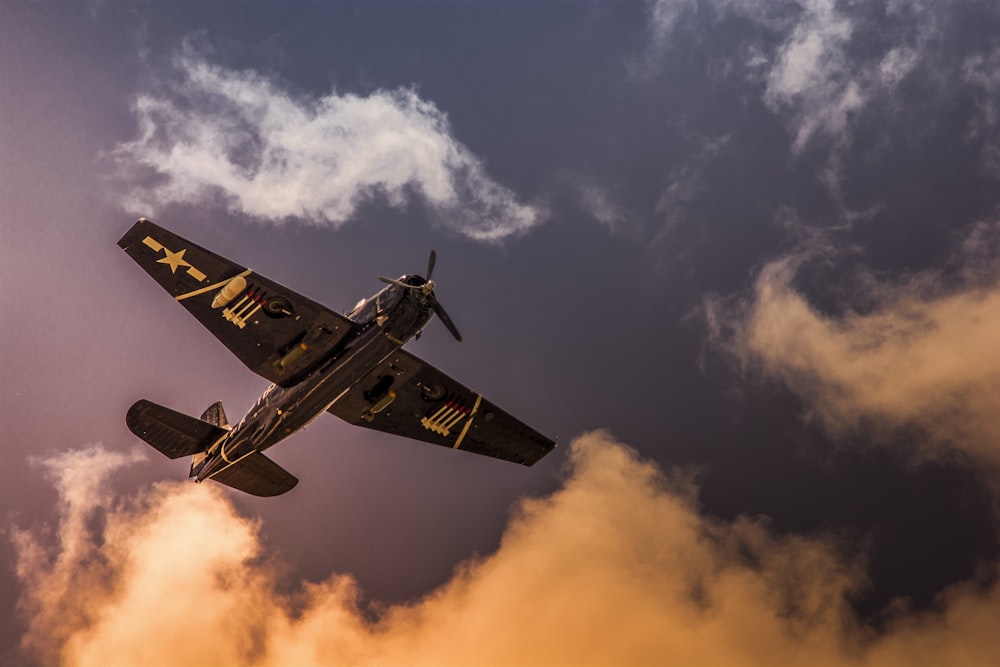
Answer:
[118,219,352,387]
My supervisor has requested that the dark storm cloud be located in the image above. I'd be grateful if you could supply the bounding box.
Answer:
[113,51,542,242]
[15,436,1000,666]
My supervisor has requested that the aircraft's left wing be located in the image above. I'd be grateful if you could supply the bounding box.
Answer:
[118,219,353,387]
[327,349,555,465]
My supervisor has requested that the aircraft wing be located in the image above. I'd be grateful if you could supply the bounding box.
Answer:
[118,219,353,387]
[327,349,556,465]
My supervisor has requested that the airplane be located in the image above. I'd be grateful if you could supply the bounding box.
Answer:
[118,218,555,497]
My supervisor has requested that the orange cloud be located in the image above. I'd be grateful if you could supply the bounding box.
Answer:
[710,251,1000,471]
[13,435,1000,666]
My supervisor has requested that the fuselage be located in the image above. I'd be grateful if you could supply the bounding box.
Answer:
[192,276,434,481]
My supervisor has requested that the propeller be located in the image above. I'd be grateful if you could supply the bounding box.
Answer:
[427,249,437,282]
[378,250,462,342]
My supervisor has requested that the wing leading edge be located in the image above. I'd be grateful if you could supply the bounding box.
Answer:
[118,219,353,387]
[327,349,555,465]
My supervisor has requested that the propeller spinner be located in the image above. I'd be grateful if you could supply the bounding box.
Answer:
[378,250,462,342]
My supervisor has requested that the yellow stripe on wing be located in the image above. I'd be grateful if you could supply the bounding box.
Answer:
[175,269,253,301]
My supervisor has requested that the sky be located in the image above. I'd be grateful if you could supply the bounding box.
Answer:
[4,1,1000,664]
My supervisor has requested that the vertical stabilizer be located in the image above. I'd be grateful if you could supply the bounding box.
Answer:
[200,400,231,430]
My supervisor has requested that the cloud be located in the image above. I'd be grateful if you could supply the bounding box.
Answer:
[577,183,631,233]
[632,0,698,76]
[706,223,1000,472]
[640,0,929,156]
[759,0,859,151]
[962,46,1000,181]
[113,53,541,242]
[655,133,731,240]
[13,436,1000,666]
[12,446,147,666]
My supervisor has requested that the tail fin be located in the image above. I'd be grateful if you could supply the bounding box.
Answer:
[126,399,229,460]
[200,400,231,430]
[192,401,231,474]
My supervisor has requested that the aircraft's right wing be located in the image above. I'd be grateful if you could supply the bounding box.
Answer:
[327,349,556,465]
[118,219,353,387]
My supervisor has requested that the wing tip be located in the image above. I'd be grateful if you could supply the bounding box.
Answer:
[117,217,153,249]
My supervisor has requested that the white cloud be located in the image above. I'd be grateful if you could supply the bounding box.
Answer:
[578,184,629,232]
[642,0,927,155]
[633,0,699,76]
[655,133,731,240]
[879,47,919,89]
[761,0,867,153]
[114,54,541,242]
[14,437,1000,666]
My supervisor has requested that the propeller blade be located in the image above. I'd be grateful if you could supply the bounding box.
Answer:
[426,249,437,282]
[378,276,414,289]
[379,253,461,342]
[432,298,462,342]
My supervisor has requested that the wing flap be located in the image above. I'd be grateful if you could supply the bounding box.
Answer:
[327,350,555,466]
[209,452,299,497]
[126,399,229,460]
[118,219,353,386]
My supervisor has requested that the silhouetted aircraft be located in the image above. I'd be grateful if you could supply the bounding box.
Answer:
[118,219,555,496]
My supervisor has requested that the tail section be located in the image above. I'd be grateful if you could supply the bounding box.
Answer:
[126,399,298,497]
[193,401,231,475]
[126,399,229,459]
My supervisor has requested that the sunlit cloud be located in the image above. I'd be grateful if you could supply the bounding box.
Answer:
[706,221,1000,474]
[113,52,541,242]
[13,435,1000,666]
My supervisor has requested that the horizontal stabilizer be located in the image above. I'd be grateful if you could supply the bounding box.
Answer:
[126,399,229,460]
[209,452,298,497]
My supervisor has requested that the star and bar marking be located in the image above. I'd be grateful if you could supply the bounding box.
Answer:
[142,236,207,282]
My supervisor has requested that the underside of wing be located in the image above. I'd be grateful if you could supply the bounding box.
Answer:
[327,350,555,466]
[209,452,299,497]
[118,219,353,386]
